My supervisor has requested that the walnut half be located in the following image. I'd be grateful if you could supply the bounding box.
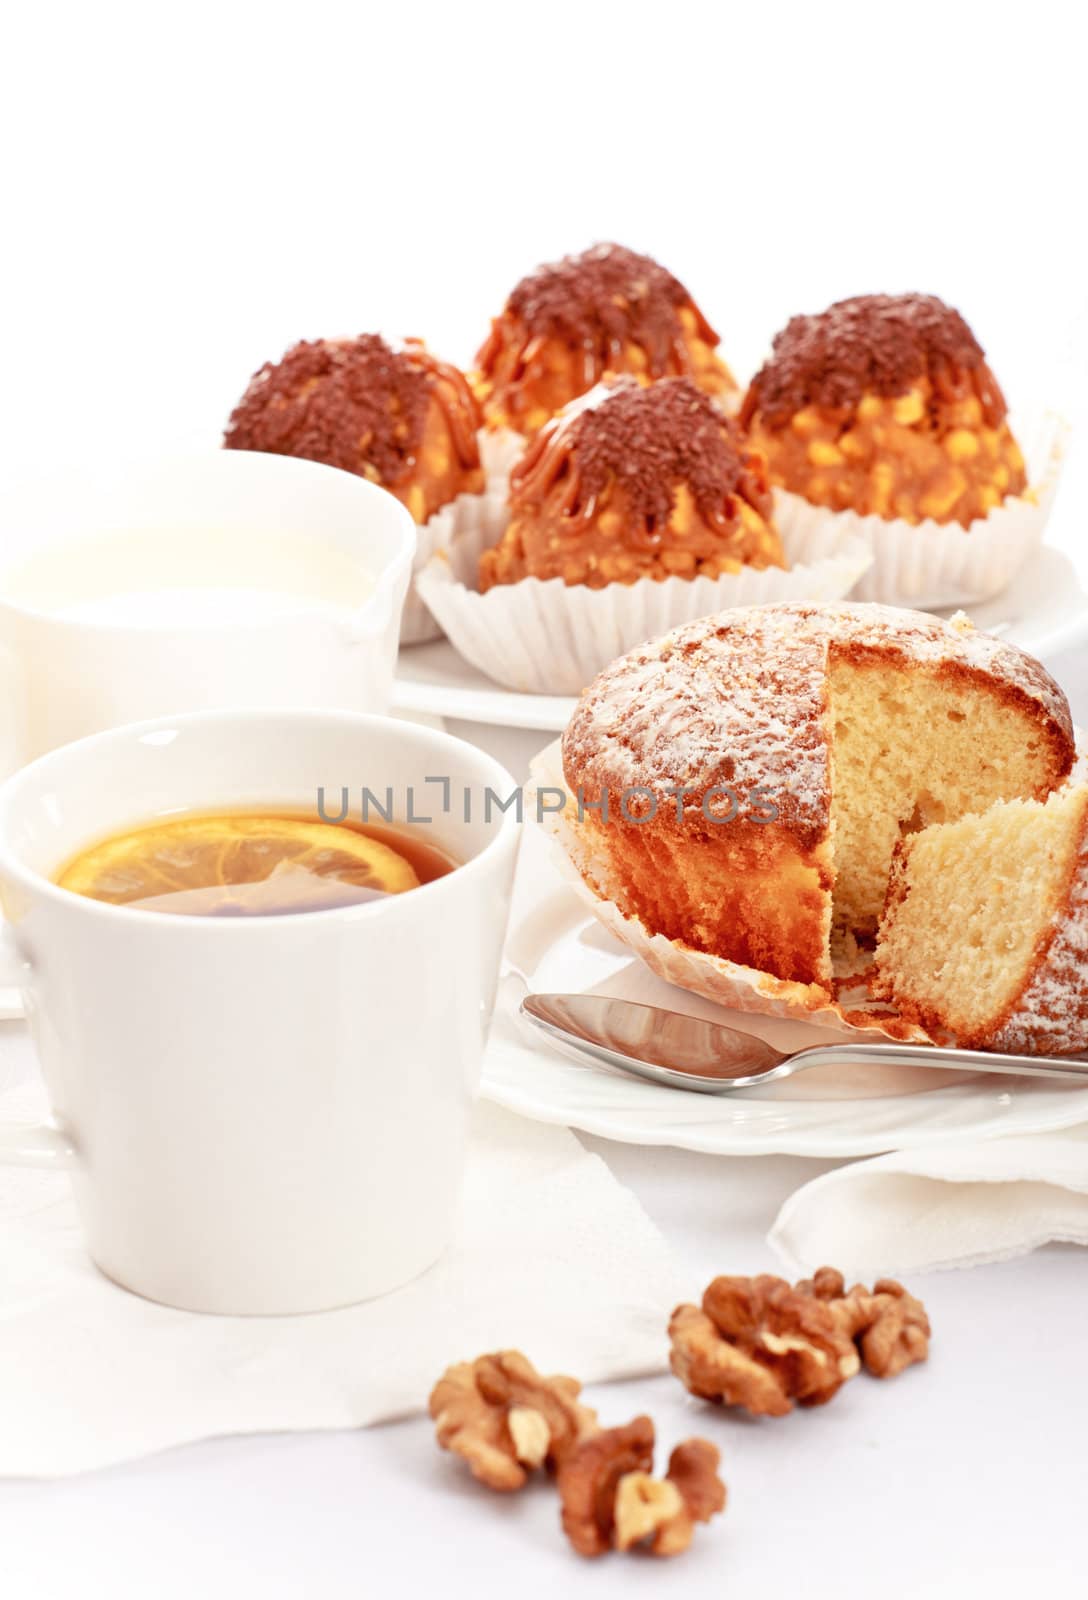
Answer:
[558,1419,726,1559]
[429,1350,598,1492]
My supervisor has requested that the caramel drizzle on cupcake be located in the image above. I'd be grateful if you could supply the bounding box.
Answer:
[740,294,1009,431]
[512,377,772,541]
[224,333,481,485]
[475,243,720,392]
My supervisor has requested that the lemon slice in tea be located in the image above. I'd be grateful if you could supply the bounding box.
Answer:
[57,814,420,911]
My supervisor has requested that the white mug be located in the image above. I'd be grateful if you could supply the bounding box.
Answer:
[0,450,415,778]
[0,710,520,1314]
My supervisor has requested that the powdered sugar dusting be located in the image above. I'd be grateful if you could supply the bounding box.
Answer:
[563,602,1073,843]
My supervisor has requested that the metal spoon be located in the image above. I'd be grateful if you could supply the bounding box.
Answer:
[520,993,1088,1093]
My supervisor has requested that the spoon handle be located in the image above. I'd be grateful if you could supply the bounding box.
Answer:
[787,1041,1088,1083]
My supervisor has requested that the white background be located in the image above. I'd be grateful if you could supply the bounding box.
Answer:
[3,2,1086,474]
[3,4,1087,1596]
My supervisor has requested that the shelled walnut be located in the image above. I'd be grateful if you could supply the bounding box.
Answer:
[557,1418,726,1559]
[429,1350,598,1491]
[669,1274,860,1416]
[669,1267,929,1414]
[798,1267,931,1377]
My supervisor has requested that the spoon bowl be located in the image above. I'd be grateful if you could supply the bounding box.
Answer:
[520,993,1088,1093]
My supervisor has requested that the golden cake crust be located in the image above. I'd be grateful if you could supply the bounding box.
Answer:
[561,603,1074,989]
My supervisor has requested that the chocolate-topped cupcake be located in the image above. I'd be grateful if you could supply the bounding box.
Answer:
[224,334,484,524]
[415,368,869,693]
[473,244,737,436]
[740,294,1026,527]
[480,377,783,590]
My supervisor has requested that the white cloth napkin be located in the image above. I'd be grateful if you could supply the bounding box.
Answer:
[0,1079,685,1479]
[769,1125,1088,1277]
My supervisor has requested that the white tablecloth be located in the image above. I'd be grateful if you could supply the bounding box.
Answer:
[4,644,1087,1599]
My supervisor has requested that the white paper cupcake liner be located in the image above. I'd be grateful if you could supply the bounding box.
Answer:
[772,410,1069,611]
[415,513,874,696]
[399,487,511,646]
[526,740,933,1044]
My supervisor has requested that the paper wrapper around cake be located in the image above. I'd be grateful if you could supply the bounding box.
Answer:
[415,517,874,696]
[772,412,1067,610]
[399,487,510,645]
[526,740,934,1043]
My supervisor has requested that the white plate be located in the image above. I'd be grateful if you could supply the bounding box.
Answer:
[481,827,1088,1156]
[394,637,575,731]
[393,542,1088,731]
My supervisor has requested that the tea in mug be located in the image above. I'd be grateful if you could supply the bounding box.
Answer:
[54,812,456,917]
